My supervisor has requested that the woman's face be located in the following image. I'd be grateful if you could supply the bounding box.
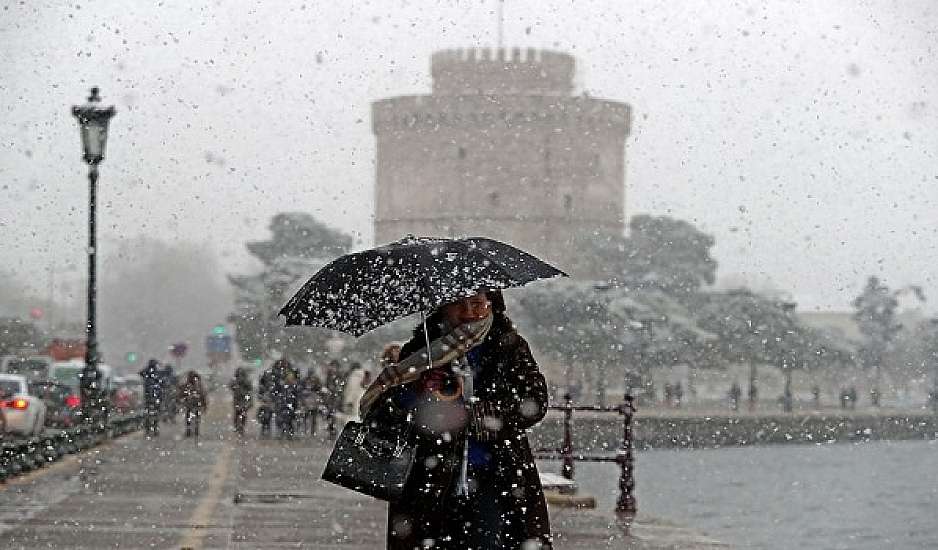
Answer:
[442,292,492,326]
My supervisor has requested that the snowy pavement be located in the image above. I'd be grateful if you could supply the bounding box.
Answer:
[0,396,726,549]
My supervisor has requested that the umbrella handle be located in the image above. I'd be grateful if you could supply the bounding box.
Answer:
[421,311,433,372]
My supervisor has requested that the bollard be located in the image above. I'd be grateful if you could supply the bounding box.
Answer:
[615,393,637,517]
[561,393,575,482]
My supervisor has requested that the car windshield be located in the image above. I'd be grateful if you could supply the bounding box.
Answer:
[51,368,83,389]
[5,359,49,379]
[0,380,21,399]
[29,383,66,402]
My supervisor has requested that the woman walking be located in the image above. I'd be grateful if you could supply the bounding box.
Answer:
[178,371,208,438]
[360,290,552,550]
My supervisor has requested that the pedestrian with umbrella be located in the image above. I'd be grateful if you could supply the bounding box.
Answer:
[281,236,563,550]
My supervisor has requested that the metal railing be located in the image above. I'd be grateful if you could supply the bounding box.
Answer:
[0,412,144,483]
[534,393,637,516]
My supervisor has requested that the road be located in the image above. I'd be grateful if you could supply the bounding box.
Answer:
[0,395,724,549]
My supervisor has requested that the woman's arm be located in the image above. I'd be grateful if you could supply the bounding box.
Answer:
[472,333,549,436]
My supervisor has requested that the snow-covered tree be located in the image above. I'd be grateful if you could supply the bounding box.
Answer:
[852,276,925,372]
[228,213,353,365]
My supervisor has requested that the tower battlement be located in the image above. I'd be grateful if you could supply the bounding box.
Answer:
[431,47,575,96]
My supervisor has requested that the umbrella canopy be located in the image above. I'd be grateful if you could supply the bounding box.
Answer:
[279,236,567,336]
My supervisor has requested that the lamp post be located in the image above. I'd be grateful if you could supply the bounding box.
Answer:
[929,319,938,414]
[72,87,115,431]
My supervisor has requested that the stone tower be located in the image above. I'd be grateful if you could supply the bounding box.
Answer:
[372,47,631,278]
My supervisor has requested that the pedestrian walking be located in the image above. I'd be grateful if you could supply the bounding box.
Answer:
[323,360,346,437]
[256,366,274,437]
[229,368,253,435]
[139,359,163,437]
[360,290,553,549]
[272,360,300,439]
[280,236,564,549]
[178,371,207,438]
[160,364,179,424]
[299,368,323,436]
[728,381,742,411]
[673,381,684,408]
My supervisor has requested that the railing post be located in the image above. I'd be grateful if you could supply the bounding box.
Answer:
[561,393,574,482]
[615,393,637,517]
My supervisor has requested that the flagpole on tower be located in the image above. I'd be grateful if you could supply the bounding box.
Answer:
[497,0,504,48]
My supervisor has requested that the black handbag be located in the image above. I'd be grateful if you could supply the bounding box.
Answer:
[321,420,416,502]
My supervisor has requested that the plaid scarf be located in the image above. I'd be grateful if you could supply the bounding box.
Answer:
[358,314,493,418]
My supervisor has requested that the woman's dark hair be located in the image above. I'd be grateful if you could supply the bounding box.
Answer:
[486,289,506,314]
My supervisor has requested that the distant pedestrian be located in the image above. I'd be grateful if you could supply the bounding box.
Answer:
[256,366,274,437]
[229,368,253,436]
[839,388,850,410]
[728,382,742,411]
[812,385,821,409]
[160,364,179,423]
[139,359,163,437]
[673,381,684,408]
[870,386,881,407]
[664,383,673,407]
[299,368,323,436]
[178,371,207,438]
[274,365,300,439]
[323,360,346,436]
[748,382,758,412]
[848,386,858,410]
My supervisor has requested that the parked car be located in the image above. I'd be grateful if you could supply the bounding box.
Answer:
[111,376,141,414]
[0,355,53,382]
[0,374,47,436]
[50,361,116,411]
[29,380,78,428]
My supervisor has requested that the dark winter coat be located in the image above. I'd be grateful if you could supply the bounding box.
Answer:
[178,381,207,411]
[366,313,552,550]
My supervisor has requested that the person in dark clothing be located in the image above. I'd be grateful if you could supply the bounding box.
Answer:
[361,290,552,550]
[256,366,274,437]
[229,368,253,435]
[299,368,323,436]
[160,365,179,423]
[178,371,207,438]
[728,381,742,411]
[139,359,163,437]
[323,360,346,437]
[272,360,300,439]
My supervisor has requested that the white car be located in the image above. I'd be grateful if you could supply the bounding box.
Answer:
[0,374,47,437]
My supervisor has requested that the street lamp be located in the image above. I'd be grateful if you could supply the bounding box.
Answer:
[72,87,115,430]
[929,318,938,414]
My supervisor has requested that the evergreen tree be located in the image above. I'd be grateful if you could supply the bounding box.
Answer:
[229,213,353,364]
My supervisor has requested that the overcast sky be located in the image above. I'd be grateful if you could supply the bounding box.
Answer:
[2,0,936,314]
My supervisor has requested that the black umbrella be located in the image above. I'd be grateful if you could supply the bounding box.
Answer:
[279,236,567,336]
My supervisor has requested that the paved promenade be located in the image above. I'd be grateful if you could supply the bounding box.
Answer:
[0,397,725,549]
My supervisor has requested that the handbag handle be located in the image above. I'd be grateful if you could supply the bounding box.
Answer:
[355,416,414,459]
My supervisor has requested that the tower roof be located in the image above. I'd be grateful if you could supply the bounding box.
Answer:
[431,47,575,96]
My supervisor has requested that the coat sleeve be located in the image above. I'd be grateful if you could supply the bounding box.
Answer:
[472,333,549,436]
